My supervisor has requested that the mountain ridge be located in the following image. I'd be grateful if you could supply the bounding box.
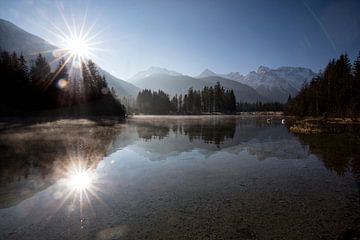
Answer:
[128,66,182,83]
[130,64,316,102]
[194,66,317,102]
[134,73,267,103]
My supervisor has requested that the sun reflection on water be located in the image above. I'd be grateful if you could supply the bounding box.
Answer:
[56,160,103,229]
[67,169,94,191]
[62,161,100,198]
[56,160,101,214]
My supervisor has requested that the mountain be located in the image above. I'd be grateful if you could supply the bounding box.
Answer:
[100,69,140,96]
[199,76,268,102]
[196,68,218,78]
[0,19,139,97]
[128,66,181,83]
[0,19,56,57]
[196,68,245,81]
[225,72,244,82]
[242,66,316,91]
[240,66,316,102]
[195,66,316,102]
[133,72,266,103]
[133,74,206,95]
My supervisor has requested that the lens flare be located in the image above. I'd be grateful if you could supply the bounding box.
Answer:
[57,78,69,89]
[101,87,109,95]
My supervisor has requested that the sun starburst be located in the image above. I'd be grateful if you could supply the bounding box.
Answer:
[50,156,108,228]
[54,26,100,76]
[37,7,105,80]
[64,35,91,59]
[65,165,95,191]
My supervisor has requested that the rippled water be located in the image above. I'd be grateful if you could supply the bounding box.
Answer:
[0,116,359,239]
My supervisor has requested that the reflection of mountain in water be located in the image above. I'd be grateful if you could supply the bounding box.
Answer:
[0,119,124,208]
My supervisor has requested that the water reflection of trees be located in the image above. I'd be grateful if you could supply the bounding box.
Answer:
[135,118,237,145]
[136,121,170,141]
[296,132,360,179]
[182,119,236,146]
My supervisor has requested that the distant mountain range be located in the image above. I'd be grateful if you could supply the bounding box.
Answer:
[128,66,182,82]
[0,19,139,97]
[0,18,317,103]
[195,66,316,102]
[129,65,316,102]
[241,66,316,102]
[130,68,267,102]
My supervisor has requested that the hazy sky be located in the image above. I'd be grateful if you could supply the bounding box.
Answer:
[0,0,359,80]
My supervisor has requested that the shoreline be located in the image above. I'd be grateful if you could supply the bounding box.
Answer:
[128,111,284,117]
[287,117,360,134]
[0,112,284,122]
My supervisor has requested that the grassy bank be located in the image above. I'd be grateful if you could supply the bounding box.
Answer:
[287,117,360,134]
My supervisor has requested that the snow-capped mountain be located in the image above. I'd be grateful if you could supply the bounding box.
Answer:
[225,72,244,82]
[240,66,316,102]
[128,66,182,83]
[243,66,315,90]
[132,71,267,103]
[196,68,218,78]
[195,66,316,102]
[197,69,245,81]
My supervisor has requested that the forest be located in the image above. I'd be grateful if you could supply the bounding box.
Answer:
[0,50,125,116]
[236,101,283,112]
[136,82,237,114]
[286,52,360,118]
[132,82,284,115]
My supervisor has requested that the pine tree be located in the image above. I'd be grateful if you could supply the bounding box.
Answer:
[171,94,178,113]
[178,94,183,113]
[286,52,360,118]
[209,86,214,113]
[30,54,51,88]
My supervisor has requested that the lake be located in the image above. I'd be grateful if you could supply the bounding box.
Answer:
[0,116,359,239]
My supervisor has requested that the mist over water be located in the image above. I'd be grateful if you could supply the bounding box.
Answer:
[0,116,359,239]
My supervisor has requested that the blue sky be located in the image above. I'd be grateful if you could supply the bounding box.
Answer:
[0,0,359,80]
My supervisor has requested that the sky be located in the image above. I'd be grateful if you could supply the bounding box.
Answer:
[0,0,359,80]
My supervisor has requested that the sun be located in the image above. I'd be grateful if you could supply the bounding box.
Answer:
[41,11,104,79]
[64,36,90,59]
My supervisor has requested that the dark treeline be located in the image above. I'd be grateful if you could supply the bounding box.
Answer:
[0,49,125,116]
[136,82,237,114]
[286,52,360,118]
[237,101,283,112]
[136,89,172,114]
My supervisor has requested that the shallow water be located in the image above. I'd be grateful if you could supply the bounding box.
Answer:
[0,116,359,239]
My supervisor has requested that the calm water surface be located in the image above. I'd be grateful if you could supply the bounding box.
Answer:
[0,116,359,239]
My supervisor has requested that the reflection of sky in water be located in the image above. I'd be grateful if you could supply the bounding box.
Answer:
[0,117,359,239]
